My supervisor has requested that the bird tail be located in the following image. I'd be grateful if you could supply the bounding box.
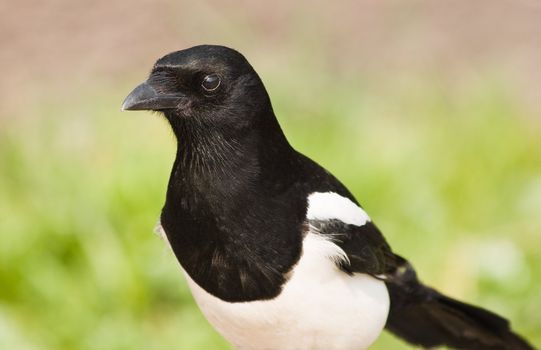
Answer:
[384,261,533,350]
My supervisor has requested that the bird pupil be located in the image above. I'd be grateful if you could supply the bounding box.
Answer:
[202,74,220,91]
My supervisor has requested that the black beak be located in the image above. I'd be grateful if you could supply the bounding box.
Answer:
[121,81,186,111]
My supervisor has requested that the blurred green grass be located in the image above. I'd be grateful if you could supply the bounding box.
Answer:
[1,70,540,349]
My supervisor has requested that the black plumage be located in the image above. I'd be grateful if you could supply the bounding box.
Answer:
[122,45,533,350]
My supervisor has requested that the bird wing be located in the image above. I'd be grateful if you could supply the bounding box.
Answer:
[308,202,533,350]
[308,218,407,278]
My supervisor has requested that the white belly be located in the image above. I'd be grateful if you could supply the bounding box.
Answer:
[184,233,390,350]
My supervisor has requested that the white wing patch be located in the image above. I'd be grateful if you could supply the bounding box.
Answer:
[306,192,371,226]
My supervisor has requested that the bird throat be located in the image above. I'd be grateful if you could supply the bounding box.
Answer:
[160,114,303,302]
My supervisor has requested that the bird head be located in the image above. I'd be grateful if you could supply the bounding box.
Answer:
[122,45,272,132]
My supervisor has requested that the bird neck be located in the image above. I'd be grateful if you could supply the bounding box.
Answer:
[160,110,303,302]
[168,109,294,199]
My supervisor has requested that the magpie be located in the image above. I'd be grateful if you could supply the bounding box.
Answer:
[122,45,533,350]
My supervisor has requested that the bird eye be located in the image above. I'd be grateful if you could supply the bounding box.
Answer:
[201,74,221,92]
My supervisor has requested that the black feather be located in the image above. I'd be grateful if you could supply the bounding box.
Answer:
[385,263,533,350]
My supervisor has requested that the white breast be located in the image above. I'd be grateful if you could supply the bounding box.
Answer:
[161,192,389,349]
[183,192,389,350]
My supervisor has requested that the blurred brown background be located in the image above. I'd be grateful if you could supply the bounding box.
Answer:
[2,0,541,114]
